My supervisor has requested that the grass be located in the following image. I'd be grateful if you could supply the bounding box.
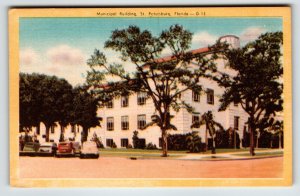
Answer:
[98,147,283,159]
[99,148,187,158]
[233,150,283,157]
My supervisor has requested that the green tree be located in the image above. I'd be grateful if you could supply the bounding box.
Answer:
[214,32,283,156]
[71,86,101,143]
[39,75,73,142]
[20,73,44,133]
[20,73,74,142]
[86,25,218,157]
[191,111,224,154]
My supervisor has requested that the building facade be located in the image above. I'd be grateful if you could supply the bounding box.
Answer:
[25,35,250,148]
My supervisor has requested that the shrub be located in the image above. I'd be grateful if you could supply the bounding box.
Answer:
[127,144,133,149]
[91,133,104,148]
[132,131,146,149]
[146,142,157,150]
[132,130,139,149]
[112,142,117,148]
[215,129,240,149]
[186,131,202,153]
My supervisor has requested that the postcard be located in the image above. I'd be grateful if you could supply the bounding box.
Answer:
[9,7,292,187]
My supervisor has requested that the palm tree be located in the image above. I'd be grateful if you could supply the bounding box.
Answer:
[142,113,177,156]
[191,111,224,154]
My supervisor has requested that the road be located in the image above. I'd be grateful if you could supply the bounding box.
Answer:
[19,156,283,178]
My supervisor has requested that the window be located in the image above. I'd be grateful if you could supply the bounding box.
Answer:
[137,115,146,129]
[234,116,239,130]
[121,138,129,147]
[192,90,200,102]
[71,125,75,133]
[137,92,147,105]
[121,96,129,107]
[207,89,214,105]
[121,116,129,130]
[234,100,239,106]
[106,100,113,108]
[107,117,114,131]
[192,115,200,124]
[106,139,113,147]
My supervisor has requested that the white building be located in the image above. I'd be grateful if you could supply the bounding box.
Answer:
[28,35,249,148]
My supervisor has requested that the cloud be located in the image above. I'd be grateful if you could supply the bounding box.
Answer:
[20,48,39,65]
[46,45,85,66]
[192,32,218,48]
[240,27,267,44]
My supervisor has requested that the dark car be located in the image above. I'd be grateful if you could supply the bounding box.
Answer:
[19,142,40,156]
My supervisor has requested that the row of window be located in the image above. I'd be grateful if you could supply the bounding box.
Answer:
[192,115,240,130]
[192,89,214,104]
[106,92,147,108]
[107,115,146,131]
[106,89,217,109]
[106,138,159,148]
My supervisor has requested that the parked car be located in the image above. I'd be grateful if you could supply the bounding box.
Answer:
[80,141,99,158]
[56,141,75,157]
[37,142,57,156]
[71,141,81,156]
[19,142,40,156]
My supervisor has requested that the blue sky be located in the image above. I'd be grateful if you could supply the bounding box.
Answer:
[19,17,282,85]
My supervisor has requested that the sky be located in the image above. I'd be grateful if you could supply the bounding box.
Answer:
[19,17,282,86]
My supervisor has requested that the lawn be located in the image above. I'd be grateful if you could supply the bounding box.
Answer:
[98,147,282,159]
[99,148,187,159]
[232,150,284,157]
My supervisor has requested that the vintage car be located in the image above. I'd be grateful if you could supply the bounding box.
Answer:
[80,141,99,158]
[72,141,81,156]
[56,141,75,157]
[36,142,57,156]
[19,142,40,156]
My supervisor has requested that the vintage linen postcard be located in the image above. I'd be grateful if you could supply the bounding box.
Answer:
[9,7,292,187]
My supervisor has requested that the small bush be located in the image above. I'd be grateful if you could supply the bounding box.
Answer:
[127,144,133,149]
[91,133,104,148]
[145,142,157,150]
[112,142,117,148]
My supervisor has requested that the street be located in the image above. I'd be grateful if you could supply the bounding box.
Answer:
[19,156,283,178]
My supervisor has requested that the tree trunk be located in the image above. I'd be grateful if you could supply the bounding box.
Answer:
[161,129,168,157]
[256,131,259,148]
[205,127,208,152]
[249,123,255,156]
[81,126,88,144]
[36,123,40,135]
[279,133,282,149]
[45,125,50,142]
[59,124,65,142]
[212,134,216,154]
